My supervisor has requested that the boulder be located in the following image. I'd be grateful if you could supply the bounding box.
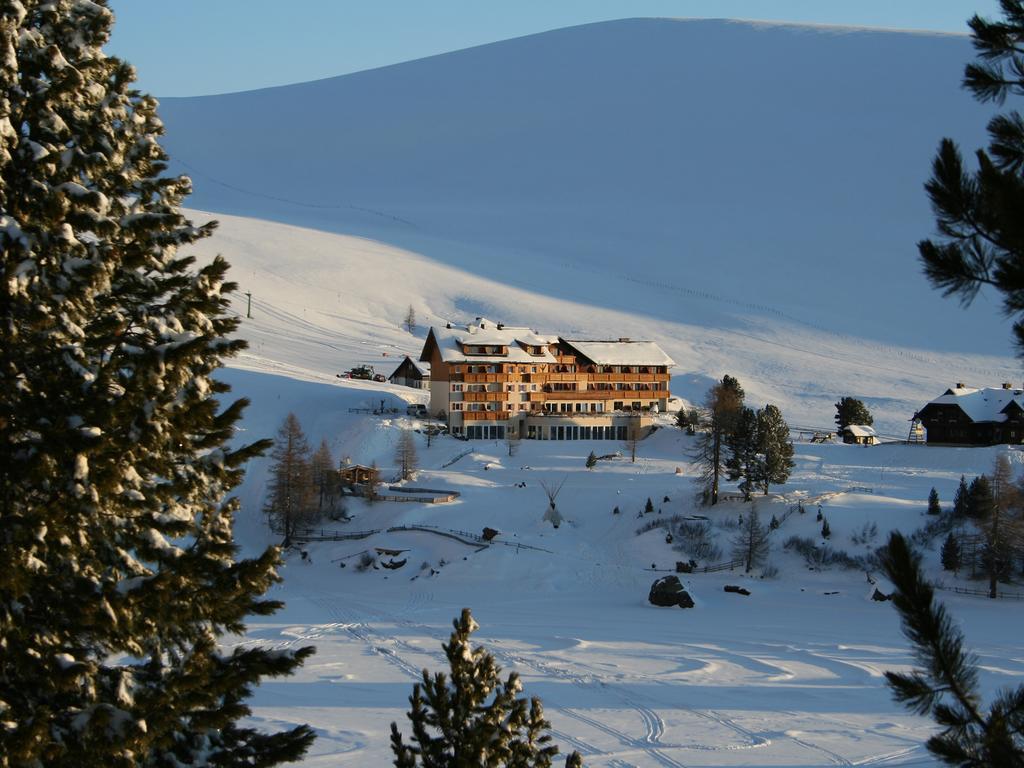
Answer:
[648,576,695,608]
[724,585,751,596]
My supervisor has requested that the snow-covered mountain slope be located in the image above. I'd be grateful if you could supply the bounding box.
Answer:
[191,210,1016,439]
[162,17,1008,356]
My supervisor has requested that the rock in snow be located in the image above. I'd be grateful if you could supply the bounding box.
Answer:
[648,576,695,608]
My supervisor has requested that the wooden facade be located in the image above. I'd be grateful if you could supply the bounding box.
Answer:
[915,387,1024,445]
[420,322,673,439]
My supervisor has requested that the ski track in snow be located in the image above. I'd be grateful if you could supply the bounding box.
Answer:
[282,592,934,768]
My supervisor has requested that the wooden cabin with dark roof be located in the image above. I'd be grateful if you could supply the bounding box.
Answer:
[914,382,1024,445]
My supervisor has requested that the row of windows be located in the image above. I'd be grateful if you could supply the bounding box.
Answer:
[451,425,630,441]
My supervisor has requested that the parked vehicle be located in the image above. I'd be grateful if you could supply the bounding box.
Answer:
[349,365,375,380]
[406,404,428,417]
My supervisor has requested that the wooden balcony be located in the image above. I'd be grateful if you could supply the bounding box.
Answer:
[463,391,510,403]
[463,373,513,383]
[462,410,512,421]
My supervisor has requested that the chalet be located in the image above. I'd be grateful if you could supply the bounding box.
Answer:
[389,356,430,389]
[418,318,674,440]
[338,464,377,488]
[841,424,878,445]
[914,383,1024,445]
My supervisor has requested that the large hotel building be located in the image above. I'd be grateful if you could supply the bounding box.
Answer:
[419,318,673,440]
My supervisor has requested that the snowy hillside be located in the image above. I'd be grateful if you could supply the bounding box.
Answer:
[190,210,1017,439]
[218,362,1024,767]
[161,18,1008,356]
[152,18,1024,767]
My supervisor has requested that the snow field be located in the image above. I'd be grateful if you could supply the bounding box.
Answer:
[220,367,1023,767]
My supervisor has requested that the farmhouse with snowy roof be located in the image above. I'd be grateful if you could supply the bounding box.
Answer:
[388,355,430,389]
[914,383,1024,445]
[418,318,673,440]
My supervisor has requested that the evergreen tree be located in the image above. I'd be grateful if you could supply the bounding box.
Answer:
[941,532,962,572]
[676,405,701,434]
[821,517,831,539]
[644,497,655,514]
[754,404,795,495]
[724,406,759,500]
[834,397,874,431]
[396,428,418,481]
[390,609,582,768]
[0,2,314,764]
[881,531,1024,766]
[954,475,971,517]
[731,505,769,573]
[264,413,316,545]
[404,304,417,335]
[916,1,1024,357]
[692,375,745,505]
[928,487,942,516]
[585,451,597,469]
[967,475,995,520]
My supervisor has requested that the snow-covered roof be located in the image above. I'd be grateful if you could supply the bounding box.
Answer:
[389,356,430,379]
[843,424,876,437]
[925,386,1024,423]
[427,320,558,364]
[562,340,675,367]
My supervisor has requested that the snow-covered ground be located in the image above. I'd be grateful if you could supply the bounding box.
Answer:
[149,17,1024,765]
[220,366,1024,767]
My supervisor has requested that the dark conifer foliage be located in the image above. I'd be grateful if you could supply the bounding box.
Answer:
[391,609,582,768]
[918,0,1024,355]
[941,532,962,572]
[834,397,874,431]
[882,532,1024,766]
[928,487,943,515]
[0,2,313,764]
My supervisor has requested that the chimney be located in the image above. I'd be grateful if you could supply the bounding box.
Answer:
[445,322,451,329]
[497,322,504,330]
[955,382,966,389]
[1003,382,1014,389]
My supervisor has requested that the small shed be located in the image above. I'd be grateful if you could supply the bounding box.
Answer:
[339,464,377,488]
[842,424,878,445]
[389,356,430,389]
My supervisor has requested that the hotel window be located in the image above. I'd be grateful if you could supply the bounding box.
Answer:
[452,403,463,411]
[452,383,463,392]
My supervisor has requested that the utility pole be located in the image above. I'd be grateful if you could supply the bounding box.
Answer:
[245,291,252,319]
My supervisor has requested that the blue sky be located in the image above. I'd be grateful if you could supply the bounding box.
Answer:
[106,1,1001,97]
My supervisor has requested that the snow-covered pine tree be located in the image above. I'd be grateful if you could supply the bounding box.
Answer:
[834,396,873,431]
[390,608,582,768]
[0,2,314,764]
[264,413,317,544]
[724,406,759,500]
[928,487,942,516]
[754,404,794,495]
[692,375,745,505]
